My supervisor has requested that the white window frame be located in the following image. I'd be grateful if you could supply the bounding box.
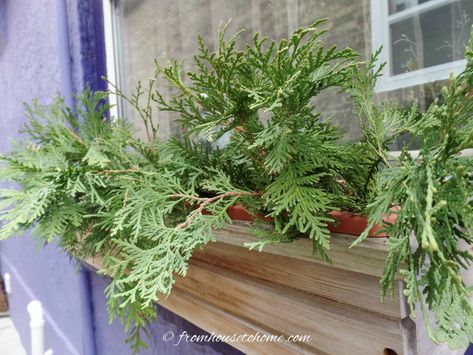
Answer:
[371,0,468,93]
[102,0,124,119]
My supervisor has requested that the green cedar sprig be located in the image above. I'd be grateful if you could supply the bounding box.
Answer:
[347,31,473,348]
[153,19,372,260]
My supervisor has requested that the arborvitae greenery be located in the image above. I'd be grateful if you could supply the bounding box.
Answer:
[0,19,471,351]
[153,19,377,259]
[0,91,138,250]
[347,38,473,348]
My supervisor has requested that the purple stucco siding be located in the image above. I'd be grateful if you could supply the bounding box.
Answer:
[0,1,86,354]
[90,270,243,355]
[0,1,241,354]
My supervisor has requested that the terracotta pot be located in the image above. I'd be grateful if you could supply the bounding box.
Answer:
[225,204,272,223]
[224,205,396,238]
[327,210,396,237]
[187,202,395,238]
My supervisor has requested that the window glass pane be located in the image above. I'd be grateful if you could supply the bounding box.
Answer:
[389,0,417,15]
[118,0,371,141]
[389,0,438,14]
[115,0,472,150]
[390,0,473,75]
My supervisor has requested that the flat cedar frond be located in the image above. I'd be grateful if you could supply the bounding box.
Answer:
[153,18,361,259]
[349,28,473,348]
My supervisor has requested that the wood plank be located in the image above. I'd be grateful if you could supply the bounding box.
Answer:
[171,259,407,355]
[160,287,311,355]
[193,241,403,319]
[213,221,397,279]
[84,223,418,354]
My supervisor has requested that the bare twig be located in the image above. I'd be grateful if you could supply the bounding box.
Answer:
[94,169,140,174]
[171,190,261,229]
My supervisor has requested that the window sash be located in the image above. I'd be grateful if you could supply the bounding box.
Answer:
[388,0,457,23]
[371,0,467,92]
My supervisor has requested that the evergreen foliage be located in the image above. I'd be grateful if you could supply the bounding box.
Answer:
[0,19,471,351]
[346,36,473,347]
[154,19,374,258]
[0,91,137,251]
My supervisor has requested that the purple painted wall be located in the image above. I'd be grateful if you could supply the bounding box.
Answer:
[0,1,242,354]
[89,270,242,355]
[0,1,88,354]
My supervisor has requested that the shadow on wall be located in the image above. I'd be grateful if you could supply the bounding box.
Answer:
[0,0,7,57]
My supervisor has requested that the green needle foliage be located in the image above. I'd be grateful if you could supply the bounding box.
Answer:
[0,19,471,352]
[347,33,473,348]
[154,19,375,259]
[0,89,166,350]
[0,91,138,251]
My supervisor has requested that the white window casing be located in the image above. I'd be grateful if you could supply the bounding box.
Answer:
[102,0,124,120]
[371,0,468,93]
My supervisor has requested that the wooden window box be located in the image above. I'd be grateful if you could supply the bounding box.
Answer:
[85,221,468,355]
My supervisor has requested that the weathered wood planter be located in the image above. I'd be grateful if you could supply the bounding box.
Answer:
[85,221,470,355]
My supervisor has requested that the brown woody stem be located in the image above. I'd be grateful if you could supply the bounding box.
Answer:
[171,190,261,229]
[94,169,139,174]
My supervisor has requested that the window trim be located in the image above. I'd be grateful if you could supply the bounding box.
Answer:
[102,0,124,119]
[371,0,468,93]
[388,148,473,159]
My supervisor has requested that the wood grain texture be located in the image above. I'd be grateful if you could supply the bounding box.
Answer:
[212,222,400,279]
[192,240,403,318]
[89,222,467,354]
[160,287,308,355]
[164,260,406,355]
